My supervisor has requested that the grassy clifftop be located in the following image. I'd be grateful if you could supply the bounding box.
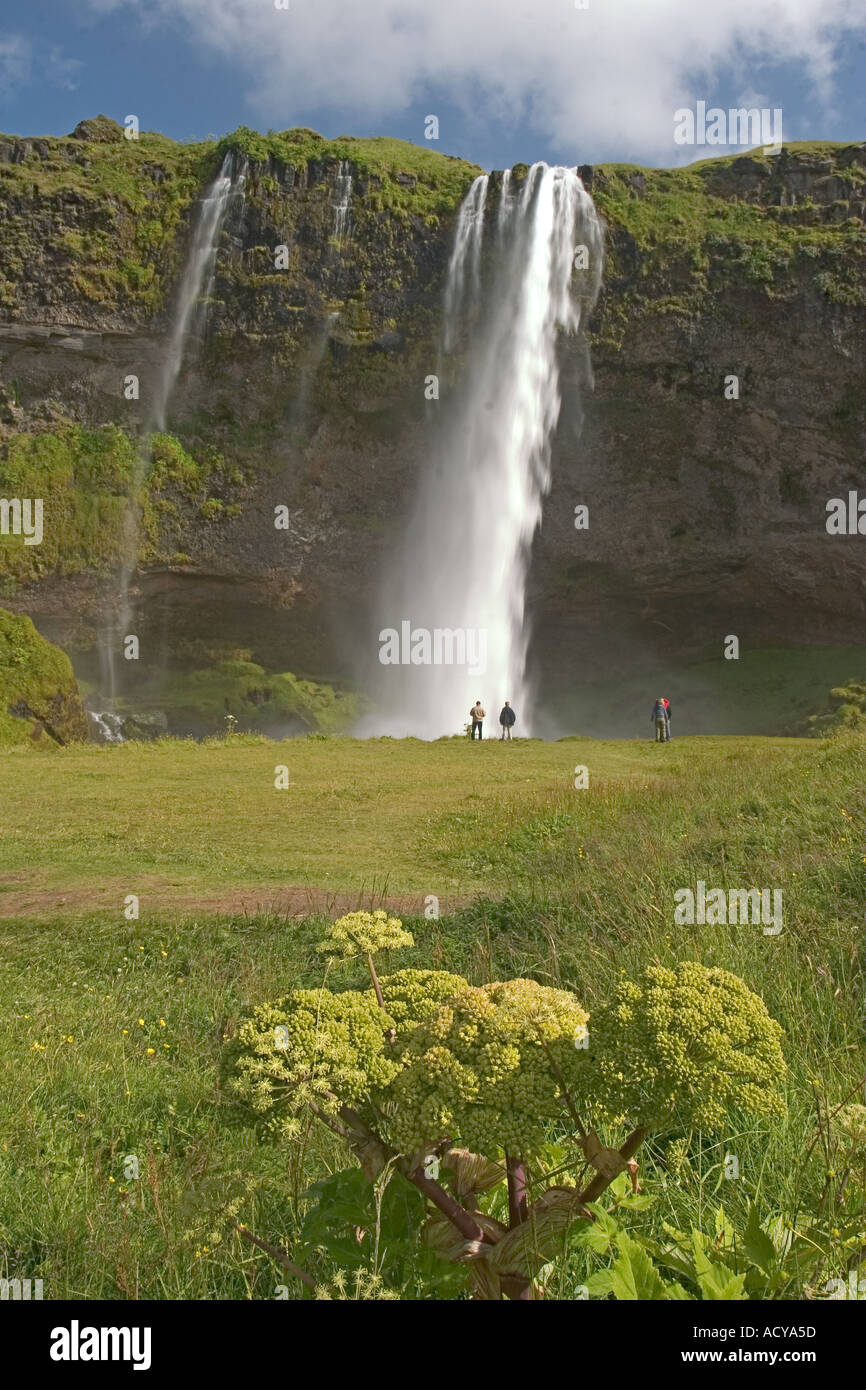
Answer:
[0,117,480,324]
[1,119,861,332]
[589,141,866,341]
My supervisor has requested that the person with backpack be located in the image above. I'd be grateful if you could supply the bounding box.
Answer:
[499,701,516,740]
[469,700,486,740]
[651,698,667,742]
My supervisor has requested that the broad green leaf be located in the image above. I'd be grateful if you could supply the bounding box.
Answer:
[570,1204,620,1255]
[608,1172,631,1199]
[742,1205,777,1274]
[714,1204,735,1248]
[664,1279,696,1300]
[691,1228,746,1299]
[637,1234,696,1282]
[701,1270,748,1301]
[609,1231,671,1301]
[584,1269,615,1298]
[614,1192,657,1211]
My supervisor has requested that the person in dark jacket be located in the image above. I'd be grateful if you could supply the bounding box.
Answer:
[499,701,516,740]
[651,698,667,742]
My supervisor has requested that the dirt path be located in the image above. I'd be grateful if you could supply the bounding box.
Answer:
[0,874,466,920]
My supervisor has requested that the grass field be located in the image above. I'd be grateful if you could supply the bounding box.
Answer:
[1,731,864,1298]
[0,731,846,915]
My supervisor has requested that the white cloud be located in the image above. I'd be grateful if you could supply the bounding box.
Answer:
[86,0,866,162]
[0,35,81,99]
[0,35,31,96]
[46,48,82,93]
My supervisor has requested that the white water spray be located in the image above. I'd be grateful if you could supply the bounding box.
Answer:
[151,151,236,432]
[101,152,241,708]
[332,160,353,245]
[365,163,602,739]
[442,173,488,350]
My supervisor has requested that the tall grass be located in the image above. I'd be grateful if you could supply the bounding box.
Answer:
[0,732,863,1297]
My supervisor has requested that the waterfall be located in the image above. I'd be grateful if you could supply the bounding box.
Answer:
[442,173,488,350]
[332,160,353,245]
[103,151,241,705]
[497,168,513,240]
[151,151,236,431]
[87,709,124,744]
[364,163,602,739]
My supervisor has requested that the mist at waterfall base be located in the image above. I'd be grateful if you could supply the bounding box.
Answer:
[94,152,244,723]
[358,164,602,740]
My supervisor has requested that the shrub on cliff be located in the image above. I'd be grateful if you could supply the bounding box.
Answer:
[0,608,87,746]
[805,679,866,735]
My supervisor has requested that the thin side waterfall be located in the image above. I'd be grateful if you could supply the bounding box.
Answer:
[442,173,489,350]
[497,167,513,240]
[151,151,235,432]
[332,160,353,244]
[365,163,602,739]
[101,152,240,705]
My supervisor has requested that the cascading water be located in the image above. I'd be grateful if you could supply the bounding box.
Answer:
[332,160,353,244]
[151,151,236,433]
[364,163,603,739]
[101,152,242,708]
[442,173,488,350]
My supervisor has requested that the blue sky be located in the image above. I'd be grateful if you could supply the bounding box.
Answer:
[1,0,864,169]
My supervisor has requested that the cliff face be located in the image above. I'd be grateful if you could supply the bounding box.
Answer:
[1,119,865,725]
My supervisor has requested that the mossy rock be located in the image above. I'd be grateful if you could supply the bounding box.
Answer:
[0,608,88,746]
[69,115,124,144]
[125,658,362,737]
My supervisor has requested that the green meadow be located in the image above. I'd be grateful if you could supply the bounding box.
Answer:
[0,732,864,1298]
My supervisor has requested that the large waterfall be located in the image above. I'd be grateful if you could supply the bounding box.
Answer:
[101,152,242,705]
[364,163,602,739]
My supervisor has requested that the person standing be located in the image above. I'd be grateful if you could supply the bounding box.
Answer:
[499,701,516,740]
[651,698,667,742]
[662,697,672,741]
[470,700,486,740]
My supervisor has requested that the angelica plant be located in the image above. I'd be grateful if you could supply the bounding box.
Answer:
[225,913,786,1300]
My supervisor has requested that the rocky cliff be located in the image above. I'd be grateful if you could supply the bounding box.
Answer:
[1,117,864,732]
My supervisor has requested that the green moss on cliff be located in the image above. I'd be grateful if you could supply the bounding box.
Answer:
[0,424,247,590]
[0,606,87,745]
[218,126,480,215]
[0,128,215,317]
[0,121,479,324]
[591,143,866,343]
[129,657,361,735]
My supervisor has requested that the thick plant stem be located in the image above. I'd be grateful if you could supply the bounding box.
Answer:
[231,1221,317,1289]
[503,1153,532,1300]
[505,1153,528,1227]
[575,1125,648,1207]
[366,953,385,1008]
[335,1102,490,1248]
[407,1162,488,1247]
